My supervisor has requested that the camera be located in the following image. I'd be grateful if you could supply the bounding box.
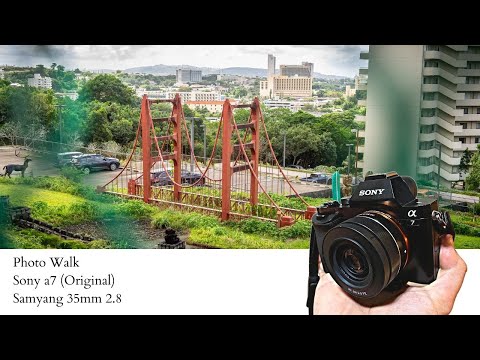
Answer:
[307,171,455,314]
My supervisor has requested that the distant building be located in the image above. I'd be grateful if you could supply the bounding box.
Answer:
[186,100,238,113]
[135,88,221,102]
[55,92,79,101]
[0,68,4,79]
[302,62,314,77]
[268,54,276,77]
[280,64,312,77]
[176,69,202,84]
[9,83,23,87]
[263,99,321,112]
[27,74,52,89]
[260,76,312,99]
[345,85,356,97]
[354,74,367,90]
[261,56,313,99]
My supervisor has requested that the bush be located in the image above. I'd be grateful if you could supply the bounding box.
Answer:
[151,210,220,231]
[116,200,156,219]
[237,218,277,235]
[278,220,311,239]
[453,222,480,237]
[60,166,85,183]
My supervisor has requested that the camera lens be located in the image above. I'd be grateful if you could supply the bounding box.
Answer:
[338,246,369,281]
[322,210,408,298]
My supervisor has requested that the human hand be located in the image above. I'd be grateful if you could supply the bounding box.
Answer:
[314,234,467,315]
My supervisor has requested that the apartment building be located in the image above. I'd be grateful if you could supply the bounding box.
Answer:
[357,45,480,187]
[27,73,52,89]
[176,69,202,84]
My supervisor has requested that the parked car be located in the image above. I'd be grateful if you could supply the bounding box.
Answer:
[150,170,205,186]
[151,170,173,186]
[300,172,332,185]
[71,154,121,174]
[55,152,83,167]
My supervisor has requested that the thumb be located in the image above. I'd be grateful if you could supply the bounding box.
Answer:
[425,234,467,314]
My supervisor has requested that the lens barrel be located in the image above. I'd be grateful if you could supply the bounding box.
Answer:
[322,210,408,298]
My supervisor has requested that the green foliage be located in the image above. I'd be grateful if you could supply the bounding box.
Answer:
[459,148,473,175]
[60,166,85,183]
[116,200,156,220]
[7,228,108,249]
[79,74,135,105]
[30,200,100,226]
[151,210,220,231]
[466,144,480,191]
[81,100,138,146]
[455,234,480,249]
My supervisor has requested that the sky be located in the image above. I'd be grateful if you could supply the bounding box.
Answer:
[0,45,369,77]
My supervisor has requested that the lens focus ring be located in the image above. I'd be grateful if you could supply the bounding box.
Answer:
[322,210,408,299]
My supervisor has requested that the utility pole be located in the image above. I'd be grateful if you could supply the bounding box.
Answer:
[186,117,199,173]
[190,118,194,172]
[351,129,359,183]
[283,133,286,167]
[346,143,354,176]
[201,124,207,164]
[54,104,66,151]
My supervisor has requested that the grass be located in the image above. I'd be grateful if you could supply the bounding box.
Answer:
[5,228,109,249]
[455,235,480,249]
[2,175,480,249]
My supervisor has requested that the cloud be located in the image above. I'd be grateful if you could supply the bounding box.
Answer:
[0,45,368,77]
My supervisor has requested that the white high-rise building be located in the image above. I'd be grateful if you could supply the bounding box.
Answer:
[0,68,4,79]
[357,45,480,187]
[268,54,276,77]
[176,69,202,84]
[27,73,52,89]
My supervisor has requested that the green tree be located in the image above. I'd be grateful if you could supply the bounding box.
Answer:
[466,145,480,191]
[110,119,135,145]
[35,64,46,76]
[459,148,473,175]
[183,104,195,118]
[79,74,135,105]
[82,101,113,144]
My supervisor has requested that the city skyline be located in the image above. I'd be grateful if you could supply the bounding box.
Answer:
[0,45,368,77]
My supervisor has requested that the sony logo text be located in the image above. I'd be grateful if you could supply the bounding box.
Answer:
[359,189,385,196]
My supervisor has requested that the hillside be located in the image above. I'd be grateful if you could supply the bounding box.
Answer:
[123,64,348,80]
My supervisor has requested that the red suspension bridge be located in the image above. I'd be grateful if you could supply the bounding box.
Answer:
[102,94,317,227]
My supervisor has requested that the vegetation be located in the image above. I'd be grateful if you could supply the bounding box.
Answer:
[3,64,77,92]
[0,176,315,249]
[466,144,480,191]
[1,176,478,249]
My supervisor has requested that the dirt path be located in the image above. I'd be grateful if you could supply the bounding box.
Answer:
[63,219,198,249]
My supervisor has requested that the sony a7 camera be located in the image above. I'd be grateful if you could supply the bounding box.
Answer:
[307,171,455,314]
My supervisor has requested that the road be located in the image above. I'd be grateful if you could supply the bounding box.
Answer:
[0,146,122,187]
[0,146,330,196]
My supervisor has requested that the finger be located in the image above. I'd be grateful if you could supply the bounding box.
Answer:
[439,234,465,271]
[318,255,326,277]
[425,234,467,314]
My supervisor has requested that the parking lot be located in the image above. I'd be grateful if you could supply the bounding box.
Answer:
[0,146,122,187]
[0,146,331,196]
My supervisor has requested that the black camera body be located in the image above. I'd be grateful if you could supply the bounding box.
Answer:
[307,172,454,313]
